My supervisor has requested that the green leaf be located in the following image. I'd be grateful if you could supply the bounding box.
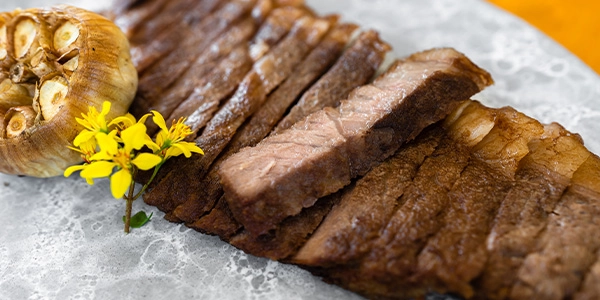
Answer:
[123,211,153,228]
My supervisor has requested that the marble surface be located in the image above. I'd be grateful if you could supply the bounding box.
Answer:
[1,0,599,299]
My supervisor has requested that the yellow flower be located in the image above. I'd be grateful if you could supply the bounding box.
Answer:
[109,112,151,131]
[68,137,98,163]
[150,110,203,160]
[81,124,161,198]
[73,101,112,147]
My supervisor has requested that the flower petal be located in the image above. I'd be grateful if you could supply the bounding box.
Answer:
[110,168,132,199]
[131,153,162,170]
[73,130,96,147]
[151,110,168,133]
[89,151,112,161]
[63,164,86,177]
[96,132,119,155]
[108,114,136,128]
[181,142,204,155]
[155,130,167,148]
[121,123,149,153]
[146,138,160,152]
[80,161,115,179]
[137,113,152,125]
[172,143,192,158]
[100,101,111,117]
[164,146,183,160]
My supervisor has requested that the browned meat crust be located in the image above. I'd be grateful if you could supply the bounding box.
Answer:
[113,1,600,299]
[219,48,493,237]
[131,0,256,118]
[229,191,341,260]
[165,19,353,224]
[227,21,357,151]
[131,0,225,74]
[509,154,600,300]
[477,124,590,299]
[293,125,444,267]
[274,29,390,132]
[144,13,332,213]
[110,0,169,39]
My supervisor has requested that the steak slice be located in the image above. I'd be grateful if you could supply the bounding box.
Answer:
[111,0,168,39]
[144,14,331,213]
[229,191,341,261]
[129,0,219,46]
[315,101,495,299]
[187,195,243,239]
[293,124,443,267]
[146,17,258,134]
[131,0,256,118]
[142,6,308,212]
[576,249,600,299]
[478,124,591,299]
[169,20,357,224]
[510,154,600,299]
[274,29,390,132]
[130,0,225,74]
[226,21,357,152]
[178,7,309,136]
[219,48,494,236]
[410,107,545,298]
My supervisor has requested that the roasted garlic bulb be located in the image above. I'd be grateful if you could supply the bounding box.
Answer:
[0,5,137,177]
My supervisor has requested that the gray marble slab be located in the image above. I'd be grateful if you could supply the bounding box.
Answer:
[1,0,598,299]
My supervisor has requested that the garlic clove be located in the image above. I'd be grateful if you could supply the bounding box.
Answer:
[3,105,35,138]
[29,47,55,78]
[13,17,38,59]
[0,78,32,111]
[61,53,79,77]
[0,12,14,70]
[53,21,79,54]
[0,24,7,60]
[37,75,68,121]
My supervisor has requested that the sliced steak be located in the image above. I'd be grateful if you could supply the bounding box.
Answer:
[293,124,443,267]
[227,21,357,151]
[274,29,390,132]
[131,0,255,118]
[178,7,308,136]
[184,10,322,135]
[144,15,331,213]
[575,248,600,299]
[145,17,257,134]
[169,20,356,224]
[318,101,496,299]
[478,124,591,299]
[129,0,218,46]
[187,195,243,239]
[411,108,545,298]
[130,0,226,74]
[219,48,493,237]
[142,6,308,212]
[229,191,341,260]
[510,154,600,300]
[111,0,168,39]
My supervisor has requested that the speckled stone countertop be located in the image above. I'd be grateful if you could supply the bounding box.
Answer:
[1,1,599,299]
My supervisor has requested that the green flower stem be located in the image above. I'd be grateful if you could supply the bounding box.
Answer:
[123,172,136,233]
[131,162,163,200]
[123,162,163,233]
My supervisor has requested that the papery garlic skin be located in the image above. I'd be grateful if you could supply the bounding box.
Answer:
[0,5,138,177]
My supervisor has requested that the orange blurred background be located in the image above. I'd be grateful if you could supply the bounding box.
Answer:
[489,0,600,75]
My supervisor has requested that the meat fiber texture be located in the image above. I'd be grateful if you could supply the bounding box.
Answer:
[113,1,600,299]
[219,47,494,237]
[290,100,600,300]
